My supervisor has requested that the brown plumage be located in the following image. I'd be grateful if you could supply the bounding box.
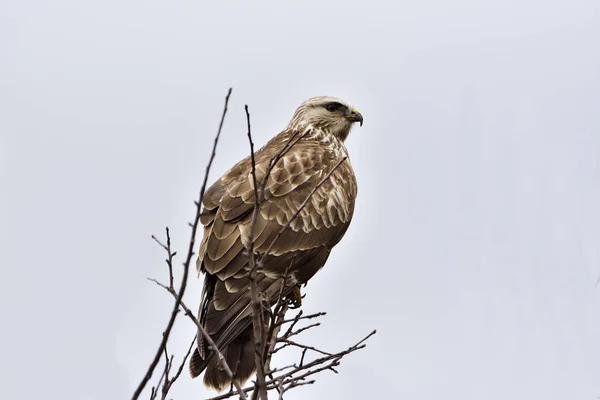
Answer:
[190,96,363,391]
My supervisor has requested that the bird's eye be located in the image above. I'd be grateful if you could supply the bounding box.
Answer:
[326,104,338,112]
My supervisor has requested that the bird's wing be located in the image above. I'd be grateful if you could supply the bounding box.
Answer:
[192,129,356,370]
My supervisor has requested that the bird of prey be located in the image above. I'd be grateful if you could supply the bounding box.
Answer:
[190,96,363,391]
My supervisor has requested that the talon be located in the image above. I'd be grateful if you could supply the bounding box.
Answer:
[287,285,302,308]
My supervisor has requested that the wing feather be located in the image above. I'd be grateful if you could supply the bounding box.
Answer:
[193,127,357,380]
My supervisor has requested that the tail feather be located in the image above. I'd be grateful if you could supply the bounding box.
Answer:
[189,326,256,392]
[189,348,207,379]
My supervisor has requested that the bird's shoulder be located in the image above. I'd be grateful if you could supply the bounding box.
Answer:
[202,128,353,218]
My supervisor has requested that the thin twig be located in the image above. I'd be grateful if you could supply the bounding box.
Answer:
[147,278,198,328]
[244,104,268,400]
[246,104,259,228]
[275,340,332,357]
[280,310,305,338]
[299,348,308,368]
[170,335,196,385]
[160,335,197,399]
[269,330,376,390]
[279,379,315,396]
[266,363,297,376]
[151,229,176,291]
[276,312,326,328]
[162,345,172,390]
[205,330,376,400]
[263,259,295,370]
[281,322,321,340]
[264,302,288,368]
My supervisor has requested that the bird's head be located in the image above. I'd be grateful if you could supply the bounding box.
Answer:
[286,96,363,142]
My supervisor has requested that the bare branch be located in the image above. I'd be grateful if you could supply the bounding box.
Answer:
[147,279,199,326]
[280,322,321,341]
[171,335,196,384]
[151,228,175,289]
[263,261,294,371]
[132,88,232,400]
[245,104,259,224]
[244,104,269,400]
[205,329,376,400]
[275,340,331,357]
[267,330,376,392]
[276,311,326,328]
[159,335,196,399]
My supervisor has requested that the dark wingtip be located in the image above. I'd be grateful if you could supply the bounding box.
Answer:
[189,348,205,378]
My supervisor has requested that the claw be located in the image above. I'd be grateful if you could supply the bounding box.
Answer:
[287,285,302,308]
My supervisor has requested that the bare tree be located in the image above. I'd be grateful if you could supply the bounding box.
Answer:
[132,89,376,400]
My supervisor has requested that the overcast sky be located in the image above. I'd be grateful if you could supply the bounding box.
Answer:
[1,0,600,399]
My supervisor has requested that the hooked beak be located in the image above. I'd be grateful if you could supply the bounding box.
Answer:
[347,109,363,126]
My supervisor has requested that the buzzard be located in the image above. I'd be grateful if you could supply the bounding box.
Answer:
[190,96,363,391]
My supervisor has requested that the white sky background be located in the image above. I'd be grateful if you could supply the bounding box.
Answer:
[1,0,600,399]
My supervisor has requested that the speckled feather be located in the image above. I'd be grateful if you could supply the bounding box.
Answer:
[190,96,361,391]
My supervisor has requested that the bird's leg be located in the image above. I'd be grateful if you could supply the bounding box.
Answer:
[287,285,302,309]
